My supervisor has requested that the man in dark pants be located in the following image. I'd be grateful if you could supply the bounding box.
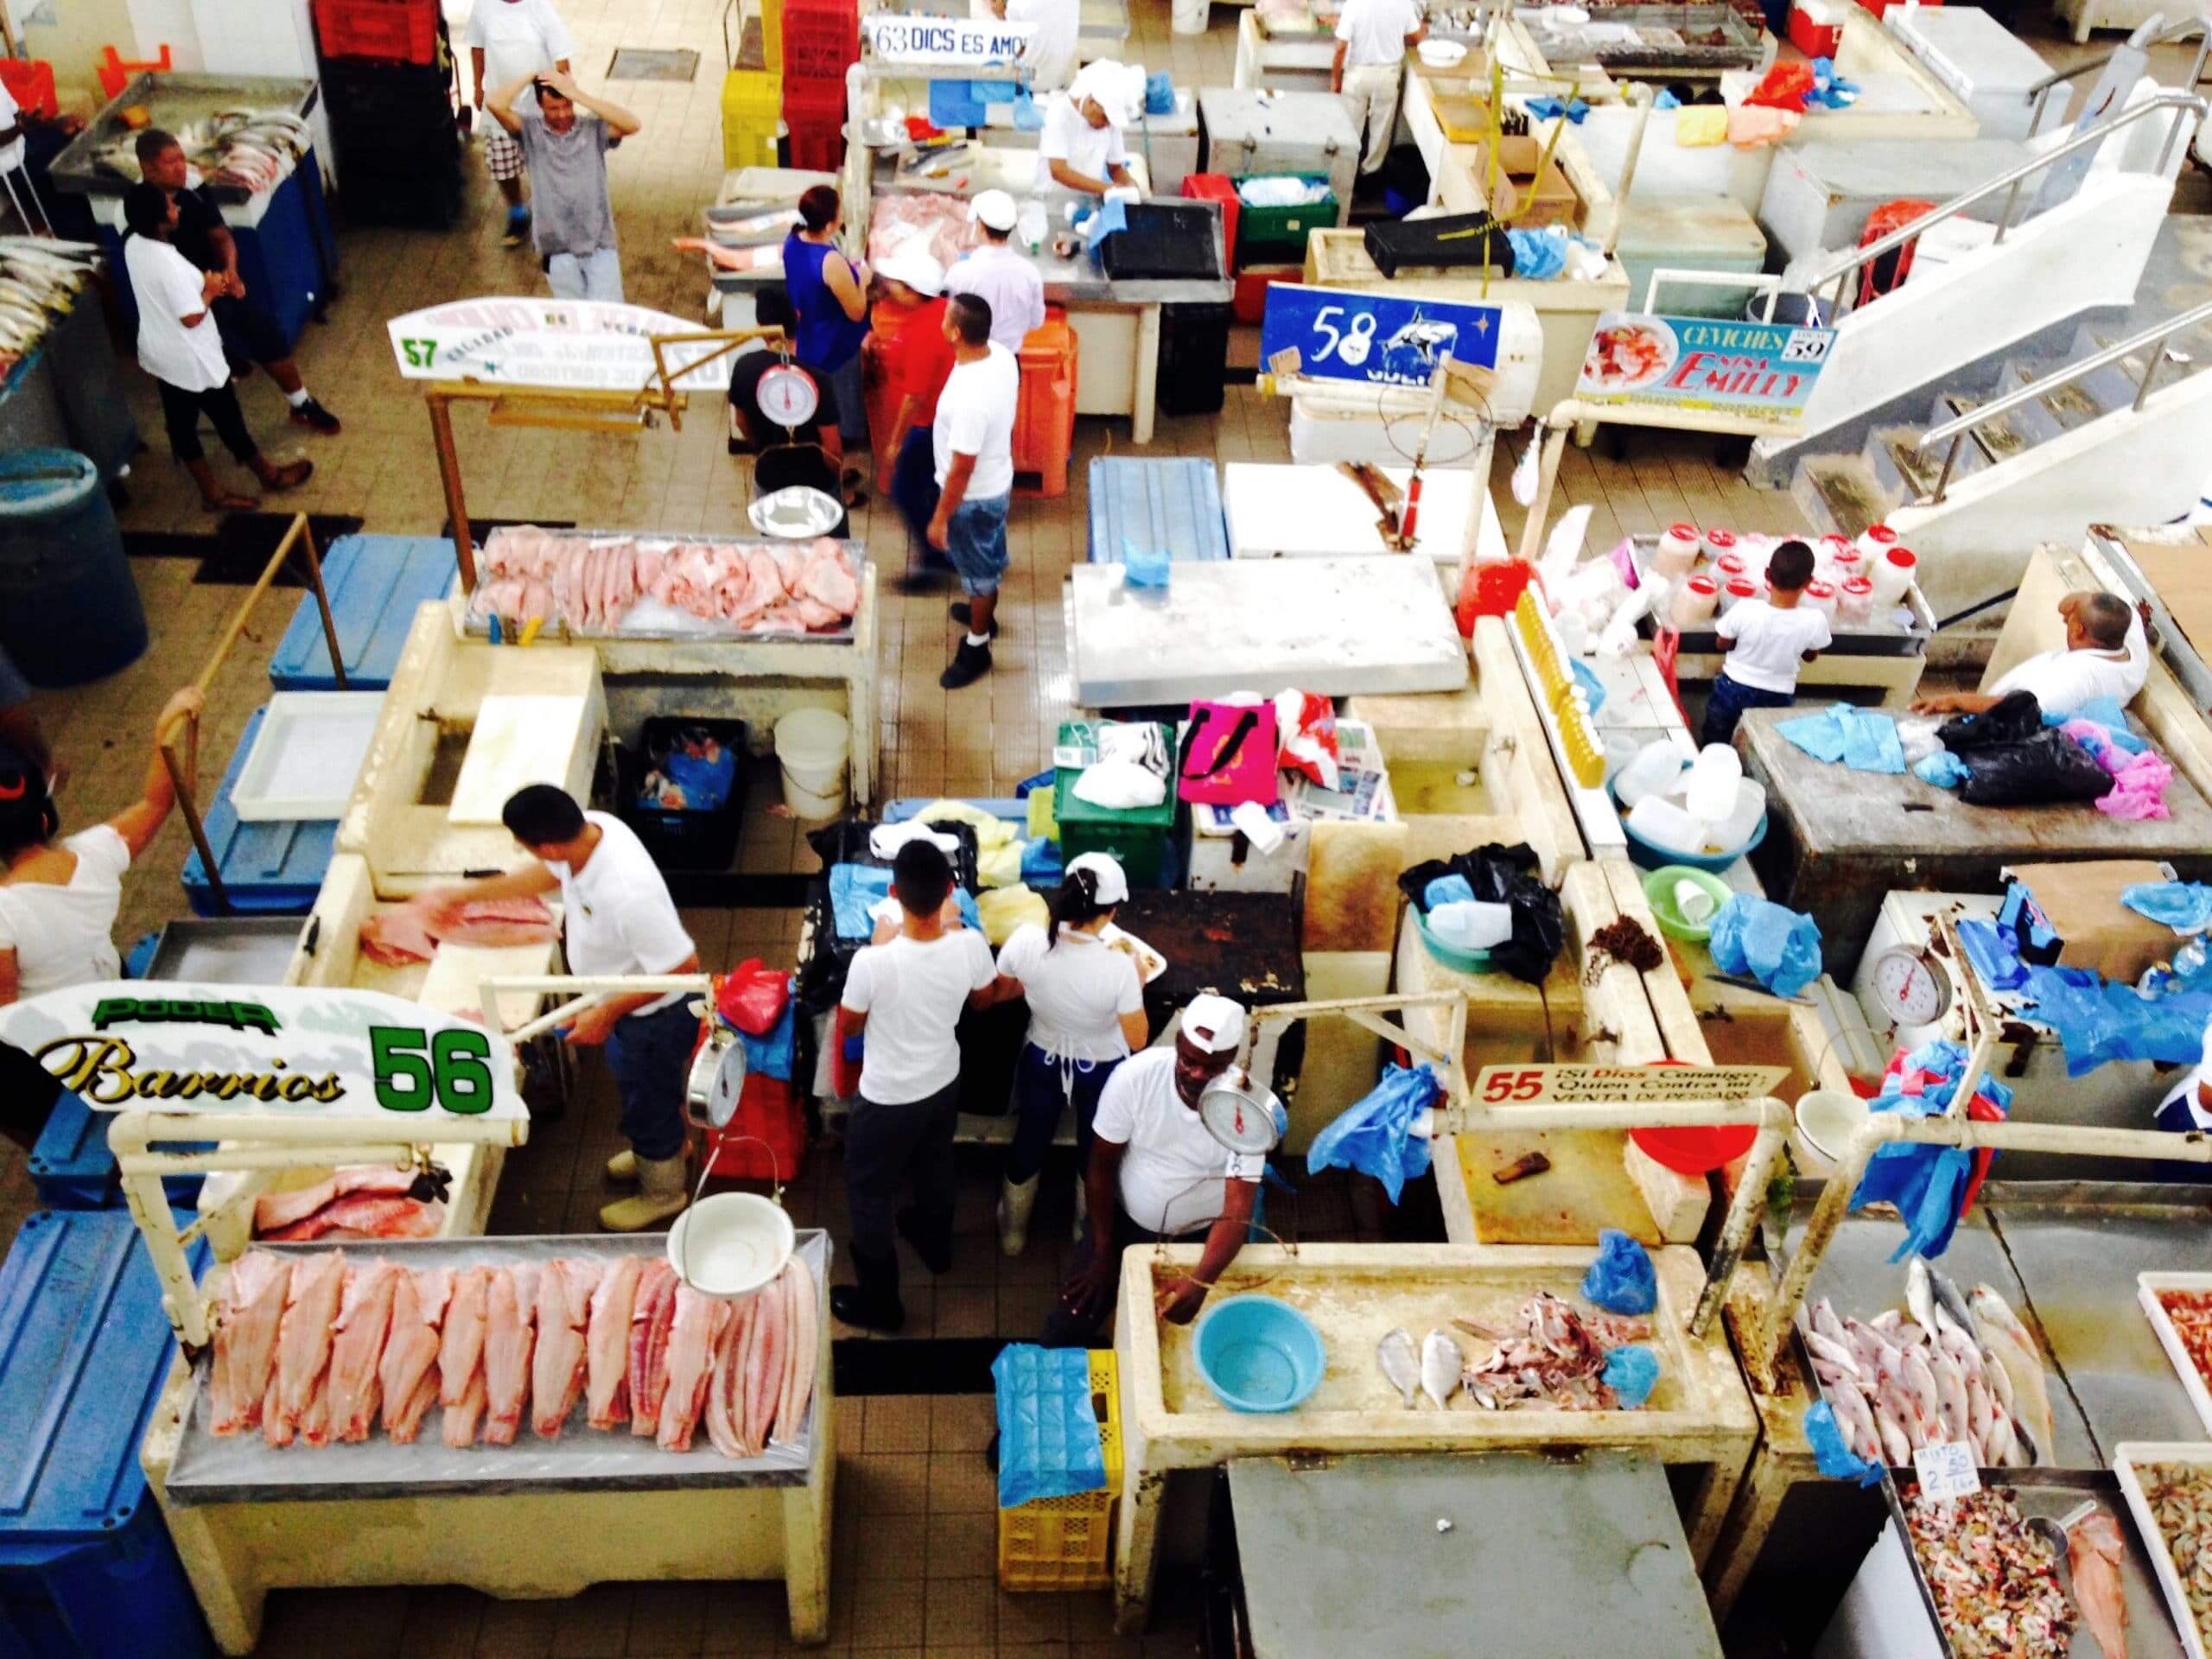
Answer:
[136,130,341,435]
[422,785,701,1231]
[831,840,996,1331]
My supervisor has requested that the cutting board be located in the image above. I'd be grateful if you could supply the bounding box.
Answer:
[1458,1128,1664,1246]
[418,940,562,1030]
[448,695,590,825]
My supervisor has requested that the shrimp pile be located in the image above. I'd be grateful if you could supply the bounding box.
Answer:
[2144,1462,2212,1648]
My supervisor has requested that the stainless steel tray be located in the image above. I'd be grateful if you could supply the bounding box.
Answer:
[49,72,321,203]
[141,917,306,985]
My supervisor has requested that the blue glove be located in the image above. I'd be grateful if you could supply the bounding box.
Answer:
[1582,1230,1656,1315]
[1805,1401,1883,1485]
[1306,1065,1441,1204]
[1914,750,1970,788]
[1604,1344,1660,1408]
[1709,894,1822,999]
[1423,874,1477,910]
[2126,880,2212,933]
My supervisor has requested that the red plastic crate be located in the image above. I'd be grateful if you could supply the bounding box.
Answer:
[784,119,845,173]
[1232,264,1299,327]
[780,2,858,85]
[314,0,441,63]
[0,60,56,120]
[1180,175,1240,276]
[704,1072,805,1181]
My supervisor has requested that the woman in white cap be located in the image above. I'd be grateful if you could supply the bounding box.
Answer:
[946,190,1046,355]
[987,852,1149,1254]
[1043,991,1262,1345]
[1038,60,1143,194]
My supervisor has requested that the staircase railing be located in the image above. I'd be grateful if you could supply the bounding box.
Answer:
[1912,297,2212,503]
[1790,90,2207,321]
[2023,13,2212,138]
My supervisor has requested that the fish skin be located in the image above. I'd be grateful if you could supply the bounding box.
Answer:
[1906,1257,1937,1335]
[1926,1265,1978,1339]
[1900,1349,1945,1438]
[1804,1330,1861,1382]
[1377,1328,1420,1408]
[1828,1382,1883,1465]
[1872,1397,1913,1465]
[1420,1330,1461,1410]
[1925,1344,1971,1446]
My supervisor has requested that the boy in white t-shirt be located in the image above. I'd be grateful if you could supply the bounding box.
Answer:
[1700,538,1832,747]
[831,839,997,1331]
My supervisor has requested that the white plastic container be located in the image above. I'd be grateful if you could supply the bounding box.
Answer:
[1684,743,1744,823]
[1804,580,1839,621]
[1720,577,1760,613]
[1674,879,1719,925]
[774,708,850,818]
[1827,546,1865,589]
[1602,729,1642,783]
[1654,522,1701,579]
[1616,741,1689,807]
[1702,526,1738,563]
[1713,553,1746,586]
[1709,778,1766,850]
[1857,522,1900,562]
[1816,535,1853,578]
[1670,574,1720,626]
[1838,575,1875,629]
[1736,535,1775,582]
[1625,794,1707,856]
[1870,545,1917,607]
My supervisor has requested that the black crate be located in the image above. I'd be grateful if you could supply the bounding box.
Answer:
[1158,303,1231,416]
[338,168,463,229]
[320,54,456,126]
[1100,202,1221,282]
[331,112,460,173]
[617,718,750,871]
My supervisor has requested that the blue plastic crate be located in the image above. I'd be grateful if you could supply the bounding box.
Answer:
[29,1090,207,1211]
[0,1211,214,1658]
[180,704,337,917]
[269,532,457,691]
[1086,458,1229,564]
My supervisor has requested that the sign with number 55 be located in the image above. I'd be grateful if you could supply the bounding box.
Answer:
[0,982,531,1122]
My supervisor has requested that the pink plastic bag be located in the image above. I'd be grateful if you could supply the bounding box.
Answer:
[1178,701,1281,807]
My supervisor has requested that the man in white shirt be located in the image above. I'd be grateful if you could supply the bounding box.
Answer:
[1332,0,1427,175]
[1038,60,1142,194]
[929,293,1022,690]
[465,0,575,247]
[945,189,1046,353]
[831,840,998,1330]
[991,0,1078,91]
[1046,994,1262,1346]
[1912,592,2151,721]
[423,785,702,1232]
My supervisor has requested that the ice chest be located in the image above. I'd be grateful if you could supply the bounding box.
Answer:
[1234,174,1338,265]
[0,1210,213,1658]
[1052,721,1180,888]
[1198,90,1357,230]
[268,534,457,692]
[1184,798,1310,893]
[1612,194,1765,315]
[180,702,339,916]
[1086,458,1229,564]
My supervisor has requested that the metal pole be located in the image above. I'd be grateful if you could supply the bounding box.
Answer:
[1688,1119,1788,1340]
[161,725,225,916]
[1994,175,2022,245]
[2134,342,2177,411]
[1513,418,1573,565]
[1931,432,1963,503]
[292,516,348,692]
[427,392,480,593]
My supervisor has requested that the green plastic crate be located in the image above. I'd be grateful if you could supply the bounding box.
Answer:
[1052,721,1179,888]
[1234,174,1337,266]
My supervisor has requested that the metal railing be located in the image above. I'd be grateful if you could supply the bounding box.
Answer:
[1911,296,2212,502]
[2024,13,2212,138]
[1791,90,2207,321]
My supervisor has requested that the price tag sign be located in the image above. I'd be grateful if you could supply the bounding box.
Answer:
[1914,1441,1981,1502]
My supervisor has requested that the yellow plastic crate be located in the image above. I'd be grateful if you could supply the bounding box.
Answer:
[721,68,783,170]
[997,1351,1122,1592]
[761,0,785,71]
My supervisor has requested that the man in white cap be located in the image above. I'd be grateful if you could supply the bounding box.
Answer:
[945,190,1046,354]
[1332,0,1427,175]
[1039,60,1143,195]
[1044,992,1262,1345]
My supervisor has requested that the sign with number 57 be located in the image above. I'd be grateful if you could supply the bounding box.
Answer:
[0,982,530,1122]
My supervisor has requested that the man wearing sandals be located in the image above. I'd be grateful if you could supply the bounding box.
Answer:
[119,182,310,512]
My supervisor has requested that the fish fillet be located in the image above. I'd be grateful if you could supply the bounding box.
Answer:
[630,1262,679,1439]
[327,1260,403,1443]
[586,1255,645,1429]
[262,1194,443,1243]
[442,1369,487,1448]
[211,1251,290,1435]
[255,1169,418,1239]
[359,894,558,967]
[744,1274,785,1455]
[657,1287,726,1452]
[481,1264,540,1446]
[388,1363,442,1445]
[298,1368,334,1448]
[378,1267,453,1440]
[273,1250,346,1434]
[531,1257,605,1439]
[776,1260,818,1443]
[2068,1507,2129,1659]
[439,1267,492,1408]
[706,1294,752,1459]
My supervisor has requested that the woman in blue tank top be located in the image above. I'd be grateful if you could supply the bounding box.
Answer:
[782,184,870,378]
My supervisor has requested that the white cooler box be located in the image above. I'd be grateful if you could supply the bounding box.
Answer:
[1197,89,1359,228]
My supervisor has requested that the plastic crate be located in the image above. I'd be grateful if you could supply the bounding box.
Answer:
[1052,721,1179,888]
[1234,173,1336,265]
[722,68,784,170]
[1179,174,1240,275]
[270,533,457,691]
[1232,263,1300,327]
[1013,309,1077,498]
[0,1211,214,1657]
[314,0,442,62]
[999,1351,1122,1592]
[704,1071,805,1180]
[181,704,337,916]
[783,118,845,174]
[1086,457,1229,564]
[0,60,57,120]
[618,717,749,871]
[780,0,858,86]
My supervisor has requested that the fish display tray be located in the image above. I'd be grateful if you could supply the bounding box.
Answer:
[2113,1445,2212,1659]
[230,692,385,822]
[49,72,321,203]
[461,529,868,645]
[2138,1274,2212,1442]
[1515,2,1764,70]
[162,1230,828,1506]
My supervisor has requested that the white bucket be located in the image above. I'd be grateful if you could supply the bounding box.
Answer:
[1172,0,1210,33]
[774,708,850,819]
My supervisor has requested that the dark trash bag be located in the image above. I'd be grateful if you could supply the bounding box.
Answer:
[1937,690,2044,753]
[1398,842,1564,984]
[1956,730,2114,807]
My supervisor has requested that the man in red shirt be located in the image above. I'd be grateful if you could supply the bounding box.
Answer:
[869,246,958,589]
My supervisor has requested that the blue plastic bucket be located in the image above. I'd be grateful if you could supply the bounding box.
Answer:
[1194,1295,1325,1413]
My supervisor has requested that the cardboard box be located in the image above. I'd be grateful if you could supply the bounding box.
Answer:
[1490,156,1579,230]
[2007,860,2181,986]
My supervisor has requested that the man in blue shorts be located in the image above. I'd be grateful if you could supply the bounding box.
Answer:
[925,293,1020,690]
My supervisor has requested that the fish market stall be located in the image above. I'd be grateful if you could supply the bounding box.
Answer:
[0,242,139,485]
[697,166,838,324]
[51,73,336,352]
[1109,1243,1759,1634]
[1513,3,1770,83]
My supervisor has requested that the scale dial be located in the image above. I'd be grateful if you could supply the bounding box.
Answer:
[1869,944,1953,1027]
[1198,1074,1287,1155]
[755,361,821,430]
[700,1034,748,1130]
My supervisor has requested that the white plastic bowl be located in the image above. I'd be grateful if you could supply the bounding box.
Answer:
[667,1192,796,1298]
[1795,1089,1870,1161]
[1417,37,1467,66]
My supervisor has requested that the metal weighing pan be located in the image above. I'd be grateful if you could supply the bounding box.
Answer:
[49,72,321,204]
[140,916,308,986]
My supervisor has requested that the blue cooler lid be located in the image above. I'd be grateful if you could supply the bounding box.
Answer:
[0,447,97,518]
[0,1210,207,1542]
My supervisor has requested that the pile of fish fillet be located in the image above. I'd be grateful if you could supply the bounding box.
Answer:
[357,893,560,969]
[470,527,861,636]
[207,1250,818,1459]
[253,1168,444,1243]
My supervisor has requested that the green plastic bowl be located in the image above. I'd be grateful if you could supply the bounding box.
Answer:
[1413,905,1495,974]
[1643,865,1732,943]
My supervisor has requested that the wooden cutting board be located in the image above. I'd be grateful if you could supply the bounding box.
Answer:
[1457,1128,1664,1246]
[447,695,590,825]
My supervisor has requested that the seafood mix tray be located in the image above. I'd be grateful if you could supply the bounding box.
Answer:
[2139,1273,2212,1440]
[51,72,321,203]
[2116,1444,2212,1659]
[164,1231,828,1505]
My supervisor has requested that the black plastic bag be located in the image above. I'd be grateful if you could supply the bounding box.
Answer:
[1397,842,1564,985]
[1956,730,2113,807]
[1937,689,2044,753]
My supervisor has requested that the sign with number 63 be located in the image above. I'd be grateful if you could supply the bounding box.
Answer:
[0,982,530,1122]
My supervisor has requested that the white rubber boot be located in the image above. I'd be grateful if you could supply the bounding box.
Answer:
[606,1148,637,1181]
[600,1153,690,1231]
[998,1174,1040,1257]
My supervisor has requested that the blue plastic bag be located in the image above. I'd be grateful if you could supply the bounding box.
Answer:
[1525,95,1588,121]
[1653,87,1681,109]
[1145,70,1174,113]
[1603,1344,1660,1408]
[2126,880,2212,934]
[830,864,981,938]
[1504,226,1567,279]
[2055,696,2148,753]
[1020,836,1064,887]
[1305,1064,1441,1204]
[1582,1230,1656,1315]
[1122,535,1170,588]
[1914,751,1970,789]
[740,994,798,1082]
[1011,86,1045,130]
[1082,194,1128,251]
[1848,1043,2010,1260]
[1955,918,2028,992]
[2020,968,2212,1074]
[1423,873,1476,911]
[994,1344,1107,1509]
[1805,1401,1883,1486]
[1708,894,1822,999]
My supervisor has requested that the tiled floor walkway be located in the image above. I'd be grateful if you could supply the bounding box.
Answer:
[3,0,2209,1651]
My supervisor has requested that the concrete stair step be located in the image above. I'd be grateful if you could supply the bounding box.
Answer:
[1938,389,2056,463]
[1794,453,1895,540]
[1870,423,1985,502]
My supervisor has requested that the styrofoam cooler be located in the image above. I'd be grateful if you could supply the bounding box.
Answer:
[1756,137,2028,264]
[1884,5,2051,141]
[1613,195,1768,316]
[1197,91,1357,230]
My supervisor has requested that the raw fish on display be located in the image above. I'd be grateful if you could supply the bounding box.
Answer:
[1376,1327,1419,1408]
[379,1267,453,1443]
[358,894,558,968]
[1902,1486,2074,1659]
[270,1250,346,1441]
[586,1255,645,1429]
[438,1266,492,1445]
[326,1261,403,1442]
[1419,1330,1461,1409]
[481,1264,541,1446]
[630,1261,681,1439]
[210,1251,291,1436]
[471,527,861,639]
[2065,1507,2129,1659]
[1451,1290,1643,1411]
[254,1164,449,1241]
[867,192,981,270]
[531,1258,606,1439]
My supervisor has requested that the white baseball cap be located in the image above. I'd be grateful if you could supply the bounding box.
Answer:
[1180,993,1248,1055]
[875,245,944,297]
[1064,851,1129,906]
[970,188,1019,232]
